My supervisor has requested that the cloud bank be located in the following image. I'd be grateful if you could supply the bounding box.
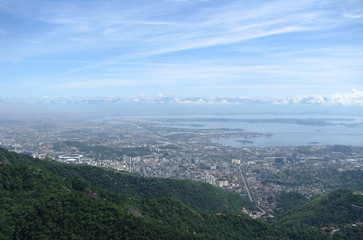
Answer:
[275,89,363,106]
[2,90,363,107]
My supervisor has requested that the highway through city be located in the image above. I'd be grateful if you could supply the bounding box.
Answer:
[239,164,266,218]
[239,164,253,202]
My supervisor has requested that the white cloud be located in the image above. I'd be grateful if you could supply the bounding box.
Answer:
[1,0,353,62]
[276,89,363,106]
[4,90,363,107]
[1,0,363,99]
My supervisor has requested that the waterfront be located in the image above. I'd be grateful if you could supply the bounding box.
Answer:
[142,115,363,147]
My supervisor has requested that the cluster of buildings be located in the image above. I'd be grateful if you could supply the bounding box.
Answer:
[0,117,362,215]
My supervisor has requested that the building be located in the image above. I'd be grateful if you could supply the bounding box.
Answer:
[58,154,83,164]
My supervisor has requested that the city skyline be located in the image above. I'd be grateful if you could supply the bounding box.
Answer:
[1,0,363,105]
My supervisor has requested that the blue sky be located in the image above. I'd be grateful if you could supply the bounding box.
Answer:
[1,0,363,104]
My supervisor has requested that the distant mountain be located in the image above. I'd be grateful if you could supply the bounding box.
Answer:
[275,191,309,211]
[272,189,363,227]
[0,148,323,239]
[334,170,363,191]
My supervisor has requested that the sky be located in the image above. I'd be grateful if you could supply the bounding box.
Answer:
[1,0,363,106]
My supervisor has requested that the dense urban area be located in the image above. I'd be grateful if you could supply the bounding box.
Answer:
[1,117,362,218]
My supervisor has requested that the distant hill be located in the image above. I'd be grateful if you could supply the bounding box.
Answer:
[271,189,363,239]
[334,170,363,191]
[0,148,324,239]
[273,188,363,227]
[275,191,309,211]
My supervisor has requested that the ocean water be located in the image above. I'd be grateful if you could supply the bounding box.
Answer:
[215,134,363,148]
[97,115,363,147]
[155,115,363,147]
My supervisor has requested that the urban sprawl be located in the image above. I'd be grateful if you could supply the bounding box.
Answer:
[1,117,362,218]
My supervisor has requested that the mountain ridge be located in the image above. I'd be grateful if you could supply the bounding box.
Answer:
[0,148,326,239]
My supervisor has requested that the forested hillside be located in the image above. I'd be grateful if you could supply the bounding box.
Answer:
[0,148,252,212]
[0,164,199,239]
[0,148,326,239]
[275,191,309,211]
[273,189,363,227]
[272,189,363,239]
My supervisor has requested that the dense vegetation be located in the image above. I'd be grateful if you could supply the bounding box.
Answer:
[3,149,363,239]
[0,164,196,239]
[273,189,363,227]
[271,189,363,239]
[335,170,363,191]
[275,191,309,211]
[0,148,251,212]
[0,149,327,239]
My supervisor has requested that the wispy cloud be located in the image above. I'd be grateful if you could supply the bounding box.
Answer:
[2,0,359,62]
[1,0,363,98]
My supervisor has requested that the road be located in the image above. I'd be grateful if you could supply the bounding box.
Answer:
[239,164,253,202]
[239,164,266,218]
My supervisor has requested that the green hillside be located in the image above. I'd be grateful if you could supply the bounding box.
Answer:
[0,164,195,240]
[0,148,325,239]
[275,191,309,211]
[334,170,363,191]
[0,148,252,212]
[273,189,363,227]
